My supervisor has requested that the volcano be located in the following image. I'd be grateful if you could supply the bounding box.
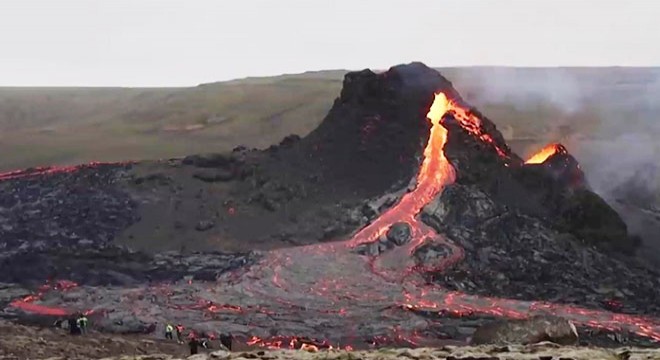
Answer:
[0,63,659,349]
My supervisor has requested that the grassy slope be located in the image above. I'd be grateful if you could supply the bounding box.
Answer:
[0,72,345,170]
[0,67,658,171]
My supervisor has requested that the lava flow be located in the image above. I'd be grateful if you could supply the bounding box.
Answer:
[349,93,456,260]
[525,143,568,164]
[0,161,135,181]
[9,280,78,316]
[6,91,660,348]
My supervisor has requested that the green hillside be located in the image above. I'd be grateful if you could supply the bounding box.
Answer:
[1,67,658,171]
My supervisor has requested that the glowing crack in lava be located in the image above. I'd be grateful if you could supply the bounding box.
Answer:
[8,92,660,347]
[525,143,568,164]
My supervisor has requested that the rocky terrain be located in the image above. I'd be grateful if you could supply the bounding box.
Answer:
[0,63,659,352]
[0,320,187,359]
[108,346,660,360]
[0,319,657,360]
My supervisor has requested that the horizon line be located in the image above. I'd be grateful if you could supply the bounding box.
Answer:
[1,64,659,89]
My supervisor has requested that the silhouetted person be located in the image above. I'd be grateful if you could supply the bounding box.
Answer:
[201,332,216,349]
[219,333,233,351]
[68,317,80,335]
[188,337,199,355]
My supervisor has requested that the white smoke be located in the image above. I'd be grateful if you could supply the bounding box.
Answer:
[573,134,659,196]
[452,67,586,113]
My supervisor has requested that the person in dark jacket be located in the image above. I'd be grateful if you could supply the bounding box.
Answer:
[188,336,199,355]
[219,333,233,351]
[68,317,80,335]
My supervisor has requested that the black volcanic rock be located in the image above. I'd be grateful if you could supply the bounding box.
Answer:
[0,164,138,254]
[558,189,637,253]
[193,169,234,182]
[506,147,634,254]
[386,222,412,246]
[293,62,457,197]
[439,105,635,254]
[0,245,259,287]
[421,184,660,316]
[182,153,233,168]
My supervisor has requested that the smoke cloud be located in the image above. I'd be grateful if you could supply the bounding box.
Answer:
[455,67,586,113]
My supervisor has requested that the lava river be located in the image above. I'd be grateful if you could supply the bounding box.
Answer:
[8,92,660,348]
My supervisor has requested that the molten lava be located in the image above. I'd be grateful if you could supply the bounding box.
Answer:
[445,101,509,158]
[0,161,133,182]
[9,280,79,316]
[349,92,512,278]
[525,143,567,164]
[247,336,336,350]
[350,93,456,248]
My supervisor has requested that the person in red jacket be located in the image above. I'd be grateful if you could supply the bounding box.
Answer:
[175,324,185,343]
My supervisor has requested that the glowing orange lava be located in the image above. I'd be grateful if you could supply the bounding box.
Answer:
[349,91,508,277]
[525,143,567,164]
[350,92,456,249]
[446,101,509,158]
[0,161,132,182]
[247,336,335,350]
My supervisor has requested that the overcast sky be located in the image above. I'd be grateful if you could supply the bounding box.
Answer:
[1,0,659,87]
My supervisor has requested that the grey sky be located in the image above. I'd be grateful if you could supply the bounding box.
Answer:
[1,0,658,86]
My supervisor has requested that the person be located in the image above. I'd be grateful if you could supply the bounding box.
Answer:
[77,314,89,334]
[175,324,185,343]
[165,323,174,340]
[201,332,216,349]
[200,336,211,349]
[188,334,199,355]
[68,316,80,335]
[219,333,233,351]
